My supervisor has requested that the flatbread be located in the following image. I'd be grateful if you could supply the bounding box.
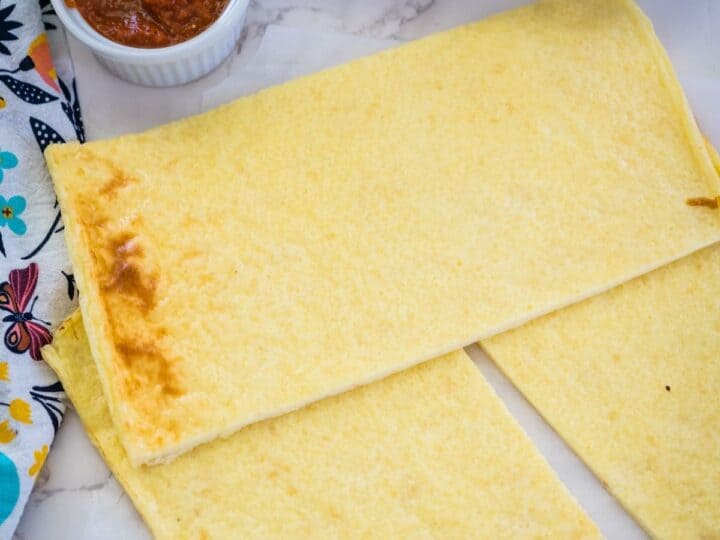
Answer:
[45,0,720,465]
[42,314,600,540]
[482,244,720,538]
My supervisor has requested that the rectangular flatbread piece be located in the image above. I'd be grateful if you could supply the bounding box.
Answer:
[482,244,720,538]
[45,0,720,464]
[42,315,600,540]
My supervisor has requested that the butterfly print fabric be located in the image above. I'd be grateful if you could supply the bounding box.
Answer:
[1,263,52,361]
[0,1,83,536]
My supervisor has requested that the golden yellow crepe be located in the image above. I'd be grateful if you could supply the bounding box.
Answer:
[482,244,720,538]
[42,315,600,540]
[46,0,720,465]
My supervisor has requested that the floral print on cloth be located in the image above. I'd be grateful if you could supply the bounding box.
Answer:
[0,0,83,536]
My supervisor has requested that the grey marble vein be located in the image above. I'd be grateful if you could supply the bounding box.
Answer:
[29,471,114,505]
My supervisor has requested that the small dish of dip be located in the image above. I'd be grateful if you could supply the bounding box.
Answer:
[51,0,249,87]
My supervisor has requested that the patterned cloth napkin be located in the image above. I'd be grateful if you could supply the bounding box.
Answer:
[0,0,83,536]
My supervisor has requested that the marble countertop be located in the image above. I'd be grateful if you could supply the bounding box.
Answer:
[13,1,720,538]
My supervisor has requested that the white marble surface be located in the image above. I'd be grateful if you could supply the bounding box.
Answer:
[14,1,720,538]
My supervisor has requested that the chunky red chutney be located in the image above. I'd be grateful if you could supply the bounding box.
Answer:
[66,0,229,48]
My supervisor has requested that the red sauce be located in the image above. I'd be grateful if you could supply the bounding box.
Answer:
[67,0,229,48]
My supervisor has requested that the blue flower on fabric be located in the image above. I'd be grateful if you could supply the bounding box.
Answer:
[0,150,18,183]
[0,450,20,525]
[0,195,25,234]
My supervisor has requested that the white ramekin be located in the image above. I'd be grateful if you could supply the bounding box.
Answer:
[49,0,249,87]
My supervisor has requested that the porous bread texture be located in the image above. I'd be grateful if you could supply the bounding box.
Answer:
[46,0,720,465]
[482,243,720,539]
[43,316,600,540]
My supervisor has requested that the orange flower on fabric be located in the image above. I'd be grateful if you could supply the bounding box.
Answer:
[28,444,48,476]
[0,419,15,443]
[27,34,59,92]
[0,361,8,381]
[9,398,31,424]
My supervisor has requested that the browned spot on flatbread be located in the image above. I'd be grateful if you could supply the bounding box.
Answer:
[115,334,183,398]
[99,171,138,198]
[74,188,110,230]
[66,149,186,439]
[101,232,158,313]
[98,231,185,403]
[686,196,719,209]
[75,148,139,200]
